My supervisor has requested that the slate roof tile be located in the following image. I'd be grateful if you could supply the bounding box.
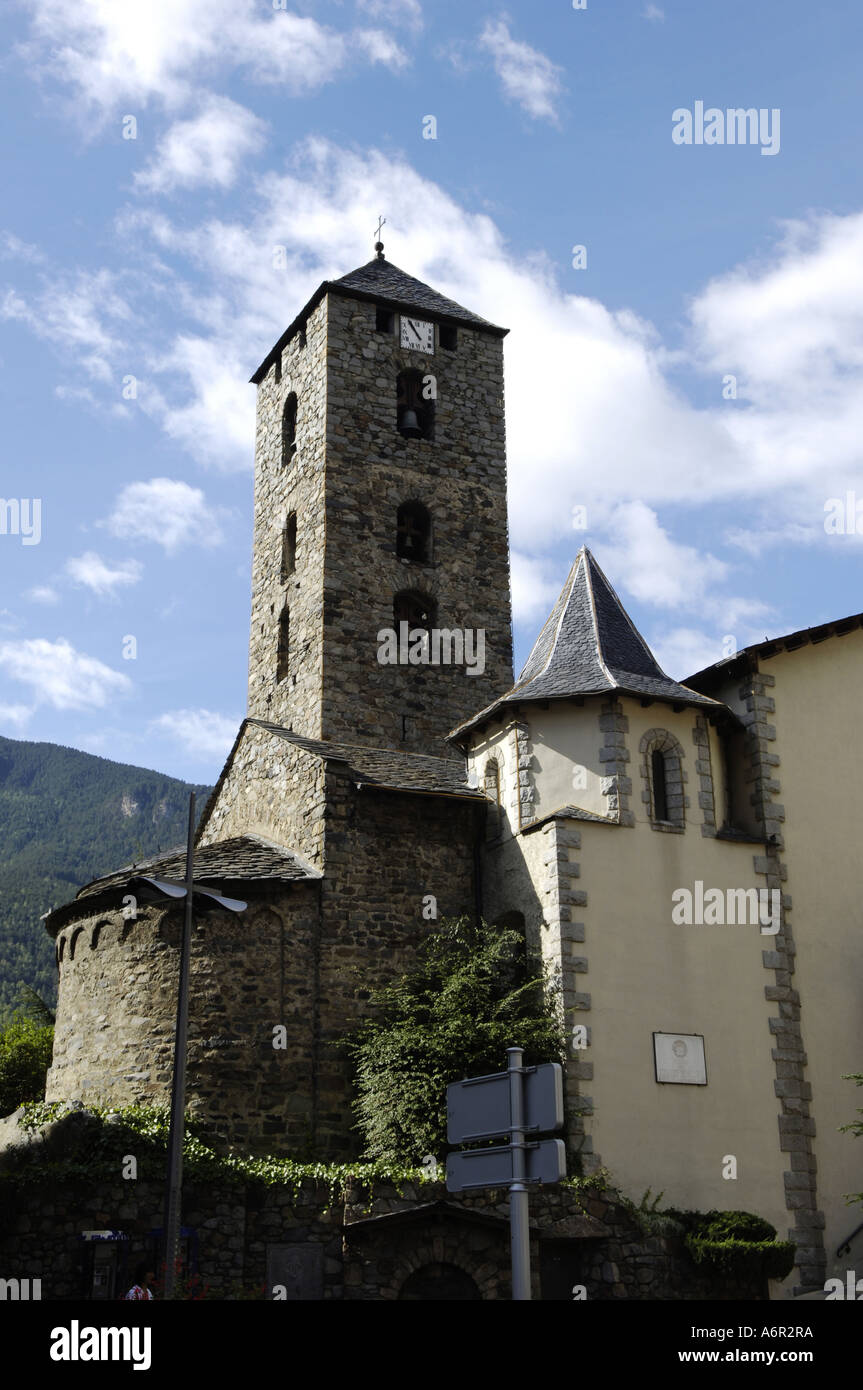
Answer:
[332,257,503,331]
[249,721,481,798]
[251,253,506,381]
[78,833,317,900]
[450,548,726,740]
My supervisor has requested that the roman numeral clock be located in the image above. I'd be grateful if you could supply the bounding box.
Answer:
[400,315,435,353]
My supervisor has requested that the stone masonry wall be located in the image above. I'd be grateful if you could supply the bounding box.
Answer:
[247,287,514,756]
[320,292,513,754]
[247,296,328,734]
[45,887,324,1157]
[46,776,480,1160]
[313,776,479,1155]
[0,1174,767,1301]
[197,722,327,870]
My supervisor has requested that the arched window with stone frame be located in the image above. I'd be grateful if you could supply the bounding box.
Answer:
[639,728,687,832]
[396,369,435,441]
[281,392,298,466]
[484,755,504,841]
[396,501,432,563]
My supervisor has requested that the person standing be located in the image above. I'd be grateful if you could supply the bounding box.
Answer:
[124,1262,155,1300]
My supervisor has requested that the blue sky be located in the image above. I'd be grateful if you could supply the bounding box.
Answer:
[1,0,862,782]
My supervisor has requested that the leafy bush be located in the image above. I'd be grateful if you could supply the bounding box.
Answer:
[6,1102,426,1206]
[698,1209,777,1244]
[686,1235,796,1283]
[346,916,565,1165]
[660,1207,795,1285]
[0,1015,54,1117]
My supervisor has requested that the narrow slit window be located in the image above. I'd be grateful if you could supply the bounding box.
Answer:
[282,392,298,466]
[281,513,297,579]
[277,607,290,682]
[652,748,669,821]
[396,501,431,562]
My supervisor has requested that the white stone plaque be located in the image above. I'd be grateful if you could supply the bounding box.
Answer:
[653,1032,707,1085]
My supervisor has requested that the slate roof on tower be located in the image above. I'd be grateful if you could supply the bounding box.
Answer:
[449,547,726,741]
[251,252,507,382]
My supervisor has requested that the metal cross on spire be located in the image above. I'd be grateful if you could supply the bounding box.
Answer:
[374,215,386,258]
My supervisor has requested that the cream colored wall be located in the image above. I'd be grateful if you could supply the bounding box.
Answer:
[576,814,791,1261]
[625,702,705,829]
[707,721,728,826]
[467,721,517,838]
[526,705,607,818]
[515,695,792,1287]
[746,635,863,1279]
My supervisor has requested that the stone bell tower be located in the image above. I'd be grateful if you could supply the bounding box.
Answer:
[246,242,514,755]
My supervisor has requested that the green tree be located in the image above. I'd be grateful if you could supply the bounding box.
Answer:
[0,1014,54,1117]
[347,916,565,1164]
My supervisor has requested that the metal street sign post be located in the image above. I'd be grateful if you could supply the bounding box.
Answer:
[125,792,247,1300]
[445,1048,565,1301]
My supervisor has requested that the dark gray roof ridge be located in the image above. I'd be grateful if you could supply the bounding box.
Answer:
[251,252,507,382]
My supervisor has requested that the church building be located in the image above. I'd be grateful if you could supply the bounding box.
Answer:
[42,246,863,1298]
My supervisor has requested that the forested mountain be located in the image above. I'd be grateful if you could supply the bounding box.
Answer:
[0,736,211,1017]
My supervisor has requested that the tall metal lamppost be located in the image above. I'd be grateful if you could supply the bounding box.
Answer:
[127,792,247,1300]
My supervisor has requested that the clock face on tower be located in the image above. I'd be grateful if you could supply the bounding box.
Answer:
[400,316,435,354]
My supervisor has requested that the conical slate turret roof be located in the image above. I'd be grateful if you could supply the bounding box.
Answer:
[449,548,725,741]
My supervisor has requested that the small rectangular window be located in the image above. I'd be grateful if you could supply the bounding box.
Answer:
[274,355,282,383]
[298,326,307,349]
[439,323,457,351]
[376,307,395,334]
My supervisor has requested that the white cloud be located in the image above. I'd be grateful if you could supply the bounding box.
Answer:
[691,212,863,405]
[135,96,267,194]
[356,0,422,27]
[651,628,725,683]
[0,271,130,382]
[597,503,728,610]
[0,232,45,264]
[16,141,863,638]
[25,586,60,605]
[65,551,143,597]
[17,0,407,117]
[152,707,239,758]
[0,703,34,730]
[354,29,410,70]
[104,478,225,552]
[0,638,132,710]
[151,337,256,468]
[478,16,564,123]
[115,144,863,552]
[643,4,665,20]
[510,551,568,627]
